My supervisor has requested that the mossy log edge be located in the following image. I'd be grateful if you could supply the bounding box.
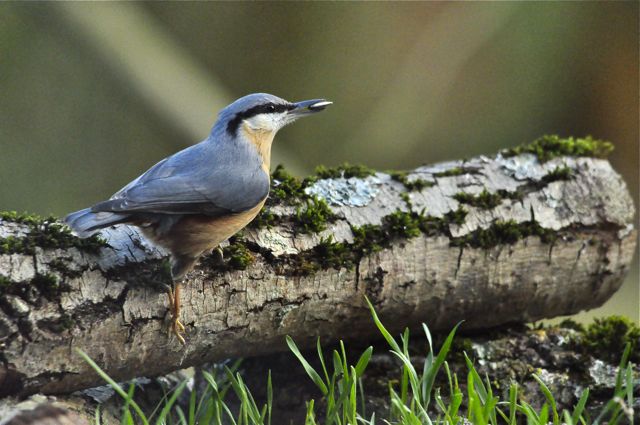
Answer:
[0,148,636,397]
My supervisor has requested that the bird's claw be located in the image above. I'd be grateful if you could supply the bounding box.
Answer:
[171,317,186,345]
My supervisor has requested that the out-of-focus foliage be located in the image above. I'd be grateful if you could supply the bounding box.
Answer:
[0,2,637,321]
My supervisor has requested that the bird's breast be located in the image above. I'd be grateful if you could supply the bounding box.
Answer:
[153,198,267,259]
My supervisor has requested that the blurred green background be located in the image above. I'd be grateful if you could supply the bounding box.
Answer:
[0,2,637,323]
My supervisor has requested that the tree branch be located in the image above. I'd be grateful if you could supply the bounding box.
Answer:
[0,141,635,397]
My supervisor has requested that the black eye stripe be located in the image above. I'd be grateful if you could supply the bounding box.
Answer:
[226,102,296,135]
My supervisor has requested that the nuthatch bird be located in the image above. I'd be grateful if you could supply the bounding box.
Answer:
[65,93,332,344]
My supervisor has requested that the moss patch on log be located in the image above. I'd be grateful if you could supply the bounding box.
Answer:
[502,135,613,162]
[0,211,106,255]
[433,167,467,177]
[222,241,254,271]
[313,163,376,180]
[450,219,557,248]
[269,165,307,203]
[541,165,573,184]
[581,316,640,364]
[389,171,434,191]
[453,190,504,209]
[312,237,353,270]
[294,197,336,234]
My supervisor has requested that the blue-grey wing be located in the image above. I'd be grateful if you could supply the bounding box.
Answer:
[91,142,269,216]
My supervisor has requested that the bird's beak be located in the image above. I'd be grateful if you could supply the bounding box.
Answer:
[289,99,333,116]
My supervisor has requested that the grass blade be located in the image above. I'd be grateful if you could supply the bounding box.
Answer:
[287,335,329,395]
[422,322,461,408]
[532,373,559,424]
[188,381,196,425]
[267,370,273,425]
[508,383,518,425]
[571,387,589,425]
[155,381,187,425]
[365,296,402,353]
[317,338,331,386]
[355,346,373,377]
[76,348,149,425]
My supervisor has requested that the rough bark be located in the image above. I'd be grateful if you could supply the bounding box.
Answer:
[0,152,635,397]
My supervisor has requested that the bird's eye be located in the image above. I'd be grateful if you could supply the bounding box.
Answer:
[267,104,275,112]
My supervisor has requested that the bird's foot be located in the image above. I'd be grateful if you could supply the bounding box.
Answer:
[166,286,186,345]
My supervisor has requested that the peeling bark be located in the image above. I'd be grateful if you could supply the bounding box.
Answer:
[0,152,635,397]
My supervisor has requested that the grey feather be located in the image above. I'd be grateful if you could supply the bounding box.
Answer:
[91,130,269,216]
[64,208,129,237]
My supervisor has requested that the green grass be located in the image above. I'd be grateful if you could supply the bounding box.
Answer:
[81,301,636,425]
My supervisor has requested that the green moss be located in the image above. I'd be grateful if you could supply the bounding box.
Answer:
[383,211,423,239]
[0,211,48,225]
[313,237,354,270]
[558,319,585,332]
[582,316,640,363]
[270,165,306,202]
[31,273,63,299]
[251,209,279,229]
[453,188,523,208]
[497,189,524,201]
[295,197,336,234]
[399,192,412,208]
[351,208,469,258]
[0,275,12,287]
[541,166,573,184]
[443,207,468,226]
[223,241,254,271]
[270,236,356,277]
[433,167,466,177]
[502,135,614,162]
[351,224,385,256]
[0,236,29,255]
[314,163,376,180]
[451,219,557,249]
[389,171,433,191]
[349,208,467,257]
[454,190,503,209]
[0,211,106,255]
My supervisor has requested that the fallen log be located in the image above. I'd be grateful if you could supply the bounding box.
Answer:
[0,136,635,397]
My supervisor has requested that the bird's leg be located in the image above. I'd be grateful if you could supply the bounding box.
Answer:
[166,255,197,346]
[168,281,186,345]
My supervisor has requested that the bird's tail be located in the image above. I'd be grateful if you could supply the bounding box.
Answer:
[64,208,130,238]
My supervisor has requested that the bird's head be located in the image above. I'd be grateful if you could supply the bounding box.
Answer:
[213,93,331,170]
[217,93,332,137]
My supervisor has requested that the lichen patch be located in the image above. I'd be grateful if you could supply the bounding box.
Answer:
[304,176,380,207]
